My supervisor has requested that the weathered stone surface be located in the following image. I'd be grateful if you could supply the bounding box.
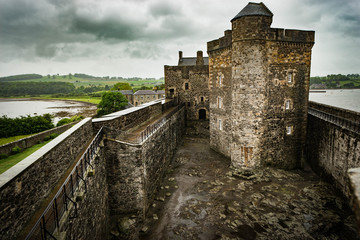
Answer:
[0,118,93,240]
[103,106,185,238]
[141,137,360,240]
[60,147,109,240]
[93,101,163,133]
[165,51,210,124]
[306,103,360,198]
[208,3,314,169]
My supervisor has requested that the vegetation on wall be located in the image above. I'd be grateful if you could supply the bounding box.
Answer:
[0,114,54,138]
[97,92,128,116]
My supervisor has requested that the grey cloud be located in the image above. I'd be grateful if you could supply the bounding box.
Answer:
[69,15,144,41]
[149,1,181,17]
[302,0,360,37]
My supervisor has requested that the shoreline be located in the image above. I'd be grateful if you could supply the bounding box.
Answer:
[0,97,98,106]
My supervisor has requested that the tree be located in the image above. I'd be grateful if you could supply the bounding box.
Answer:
[97,92,128,116]
[111,82,132,90]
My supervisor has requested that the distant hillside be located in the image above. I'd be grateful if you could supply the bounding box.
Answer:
[0,73,164,97]
[0,74,43,82]
[310,74,360,89]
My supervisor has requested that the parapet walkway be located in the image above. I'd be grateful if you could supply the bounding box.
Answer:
[118,106,179,144]
[139,137,360,239]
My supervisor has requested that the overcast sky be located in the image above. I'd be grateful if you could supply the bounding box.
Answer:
[0,0,359,78]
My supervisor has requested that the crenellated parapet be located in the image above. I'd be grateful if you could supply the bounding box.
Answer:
[268,28,315,44]
[207,30,232,53]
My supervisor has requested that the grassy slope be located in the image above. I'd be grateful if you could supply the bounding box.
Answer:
[0,134,36,145]
[0,140,51,174]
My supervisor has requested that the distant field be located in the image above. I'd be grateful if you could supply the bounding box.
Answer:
[16,76,164,89]
[35,95,102,104]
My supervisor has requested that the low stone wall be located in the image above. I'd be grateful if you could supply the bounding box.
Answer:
[0,118,93,240]
[309,101,360,124]
[0,122,76,156]
[92,101,163,132]
[305,103,360,199]
[104,107,185,220]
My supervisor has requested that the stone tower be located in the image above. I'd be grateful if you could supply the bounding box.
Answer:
[208,2,315,169]
[164,51,210,121]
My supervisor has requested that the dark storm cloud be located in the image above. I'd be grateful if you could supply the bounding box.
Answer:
[69,15,144,41]
[302,0,360,37]
[0,0,197,60]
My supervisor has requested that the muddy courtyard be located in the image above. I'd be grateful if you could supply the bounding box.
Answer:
[117,137,360,240]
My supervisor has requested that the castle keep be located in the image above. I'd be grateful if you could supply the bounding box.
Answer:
[166,2,315,169]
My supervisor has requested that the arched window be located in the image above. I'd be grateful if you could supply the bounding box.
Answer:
[199,109,206,120]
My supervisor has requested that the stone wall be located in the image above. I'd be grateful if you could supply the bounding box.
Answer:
[165,54,209,122]
[59,144,109,240]
[306,103,360,199]
[0,118,93,240]
[104,107,185,222]
[0,122,76,156]
[92,101,163,133]
[105,140,143,216]
[142,107,185,211]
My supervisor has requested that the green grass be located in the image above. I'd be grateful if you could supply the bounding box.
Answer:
[33,95,102,104]
[0,140,51,174]
[0,134,36,146]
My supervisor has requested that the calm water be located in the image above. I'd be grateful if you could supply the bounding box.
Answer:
[309,89,360,112]
[0,99,96,123]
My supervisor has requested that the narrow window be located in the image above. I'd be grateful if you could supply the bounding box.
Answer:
[185,82,189,90]
[287,72,293,83]
[286,126,292,135]
[219,75,222,85]
[201,97,204,102]
[218,97,222,108]
[219,119,223,130]
[187,102,191,107]
[285,100,291,110]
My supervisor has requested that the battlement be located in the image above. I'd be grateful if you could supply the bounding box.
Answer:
[268,28,315,44]
[207,30,232,52]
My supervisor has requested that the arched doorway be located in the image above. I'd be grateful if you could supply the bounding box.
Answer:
[199,109,206,120]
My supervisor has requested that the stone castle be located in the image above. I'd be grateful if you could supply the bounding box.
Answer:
[165,2,315,169]
[2,2,360,240]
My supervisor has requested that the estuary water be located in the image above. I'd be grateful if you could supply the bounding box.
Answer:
[309,89,360,113]
[0,99,97,123]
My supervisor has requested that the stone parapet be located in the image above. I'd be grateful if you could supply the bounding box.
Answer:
[0,118,93,240]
